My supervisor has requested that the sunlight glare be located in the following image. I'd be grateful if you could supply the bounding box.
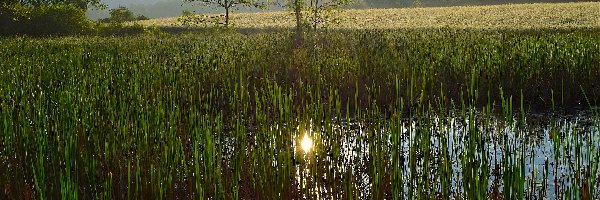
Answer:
[301,133,313,153]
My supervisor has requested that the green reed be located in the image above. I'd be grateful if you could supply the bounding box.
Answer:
[0,28,598,199]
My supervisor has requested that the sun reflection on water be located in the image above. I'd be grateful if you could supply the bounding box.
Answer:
[301,133,313,153]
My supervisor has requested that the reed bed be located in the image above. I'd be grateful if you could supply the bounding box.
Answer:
[0,29,599,199]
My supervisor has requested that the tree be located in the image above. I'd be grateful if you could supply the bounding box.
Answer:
[280,0,350,43]
[278,0,305,43]
[98,6,148,23]
[292,0,304,34]
[66,0,103,10]
[306,0,351,30]
[1,0,99,36]
[107,6,135,22]
[1,2,30,34]
[5,0,103,9]
[184,0,268,27]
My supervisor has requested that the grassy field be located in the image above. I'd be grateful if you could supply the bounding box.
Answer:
[1,2,600,199]
[139,2,600,29]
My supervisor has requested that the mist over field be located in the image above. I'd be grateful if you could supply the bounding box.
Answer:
[86,0,218,20]
[87,0,271,20]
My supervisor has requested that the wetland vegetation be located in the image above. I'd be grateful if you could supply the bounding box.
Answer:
[1,1,600,199]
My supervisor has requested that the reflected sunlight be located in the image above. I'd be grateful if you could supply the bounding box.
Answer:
[301,133,313,153]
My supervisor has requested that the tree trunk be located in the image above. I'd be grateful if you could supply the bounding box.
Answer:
[294,0,303,46]
[294,0,302,33]
[225,6,230,28]
[224,0,230,28]
[313,0,318,30]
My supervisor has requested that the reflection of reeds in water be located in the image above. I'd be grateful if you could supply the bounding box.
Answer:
[0,29,599,199]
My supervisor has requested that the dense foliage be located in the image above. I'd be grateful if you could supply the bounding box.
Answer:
[98,6,149,23]
[0,4,94,36]
[2,0,102,9]
[184,0,269,27]
[0,29,599,198]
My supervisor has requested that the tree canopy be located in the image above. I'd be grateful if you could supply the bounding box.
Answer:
[3,0,103,9]
[185,0,268,27]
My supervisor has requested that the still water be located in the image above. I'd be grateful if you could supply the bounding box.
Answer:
[248,110,600,199]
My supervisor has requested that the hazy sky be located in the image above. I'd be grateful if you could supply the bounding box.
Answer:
[101,0,168,7]
[87,0,279,20]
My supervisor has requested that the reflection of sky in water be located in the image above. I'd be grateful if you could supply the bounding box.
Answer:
[233,110,598,199]
[434,111,598,199]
